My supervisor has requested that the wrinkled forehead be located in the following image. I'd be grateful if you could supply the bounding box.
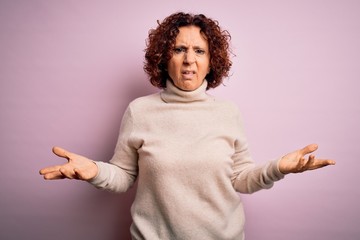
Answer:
[174,26,209,48]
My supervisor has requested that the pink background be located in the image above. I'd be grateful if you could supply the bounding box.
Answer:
[1,0,359,239]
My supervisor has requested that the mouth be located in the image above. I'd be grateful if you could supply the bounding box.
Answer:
[181,70,196,79]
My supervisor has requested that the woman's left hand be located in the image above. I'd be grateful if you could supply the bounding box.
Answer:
[279,144,336,174]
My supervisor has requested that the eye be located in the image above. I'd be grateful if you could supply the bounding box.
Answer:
[173,47,186,54]
[195,49,206,55]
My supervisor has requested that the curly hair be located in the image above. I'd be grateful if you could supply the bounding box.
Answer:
[144,12,232,89]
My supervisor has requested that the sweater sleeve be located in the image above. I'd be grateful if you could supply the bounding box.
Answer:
[88,105,140,192]
[231,110,285,194]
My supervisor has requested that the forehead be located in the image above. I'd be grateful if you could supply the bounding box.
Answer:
[175,26,208,47]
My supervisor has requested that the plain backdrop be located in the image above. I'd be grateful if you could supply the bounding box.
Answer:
[1,0,359,239]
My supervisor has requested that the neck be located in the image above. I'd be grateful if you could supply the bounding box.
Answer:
[160,80,209,103]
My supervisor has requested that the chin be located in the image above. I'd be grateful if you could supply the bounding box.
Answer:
[181,82,198,91]
[173,78,202,91]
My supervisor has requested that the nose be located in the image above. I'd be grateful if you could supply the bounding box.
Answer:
[184,50,196,64]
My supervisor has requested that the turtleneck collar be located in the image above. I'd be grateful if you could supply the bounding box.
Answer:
[160,80,210,103]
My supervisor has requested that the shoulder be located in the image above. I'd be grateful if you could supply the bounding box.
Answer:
[124,92,164,122]
[207,95,246,133]
[210,94,241,115]
[120,93,161,126]
[128,92,161,109]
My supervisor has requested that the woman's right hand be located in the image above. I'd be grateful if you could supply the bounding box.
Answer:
[39,147,98,180]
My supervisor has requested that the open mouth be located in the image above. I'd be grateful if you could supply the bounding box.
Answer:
[182,70,196,74]
[181,70,196,79]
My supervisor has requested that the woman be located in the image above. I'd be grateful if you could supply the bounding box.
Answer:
[40,12,335,239]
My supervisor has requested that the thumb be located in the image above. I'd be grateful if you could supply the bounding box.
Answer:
[52,146,71,160]
[299,144,318,156]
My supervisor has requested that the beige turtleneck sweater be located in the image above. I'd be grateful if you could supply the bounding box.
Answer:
[90,80,285,240]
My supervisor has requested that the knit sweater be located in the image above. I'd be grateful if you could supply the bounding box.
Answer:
[90,80,285,240]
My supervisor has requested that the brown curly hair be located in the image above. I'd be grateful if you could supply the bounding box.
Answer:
[144,12,232,89]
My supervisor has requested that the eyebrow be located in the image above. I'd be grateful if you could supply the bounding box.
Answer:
[174,44,206,50]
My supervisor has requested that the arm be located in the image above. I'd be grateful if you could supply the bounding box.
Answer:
[231,111,285,194]
[234,144,335,193]
[232,143,336,194]
[39,145,137,192]
[232,141,285,194]
[40,106,140,192]
[231,110,335,194]
[87,106,139,192]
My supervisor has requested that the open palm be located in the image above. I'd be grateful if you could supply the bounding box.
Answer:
[39,147,98,180]
[279,144,335,174]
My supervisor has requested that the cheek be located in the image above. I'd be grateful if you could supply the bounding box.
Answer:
[167,60,180,77]
[200,62,211,75]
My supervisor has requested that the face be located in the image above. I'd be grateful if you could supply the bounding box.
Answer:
[167,25,210,91]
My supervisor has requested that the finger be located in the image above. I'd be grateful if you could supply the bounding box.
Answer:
[304,158,336,171]
[306,155,316,166]
[314,159,336,167]
[52,146,71,160]
[74,168,82,179]
[43,171,65,180]
[299,144,318,156]
[39,165,62,175]
[329,160,336,165]
[59,167,77,179]
[298,157,306,166]
[74,168,86,180]
[296,157,306,172]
